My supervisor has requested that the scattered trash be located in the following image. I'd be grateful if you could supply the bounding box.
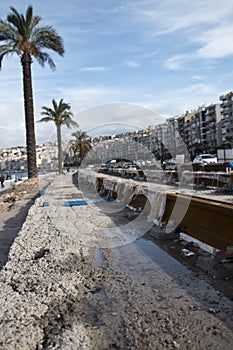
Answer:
[181,248,195,257]
[34,248,50,260]
[63,199,107,207]
[64,200,88,207]
[172,340,180,348]
[208,308,217,314]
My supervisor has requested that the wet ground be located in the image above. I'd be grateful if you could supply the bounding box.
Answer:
[141,235,233,301]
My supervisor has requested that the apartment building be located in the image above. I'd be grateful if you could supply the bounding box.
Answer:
[220,91,233,145]
[205,103,222,149]
[167,102,223,159]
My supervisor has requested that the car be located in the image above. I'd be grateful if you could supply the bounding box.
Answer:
[165,158,176,164]
[193,154,218,164]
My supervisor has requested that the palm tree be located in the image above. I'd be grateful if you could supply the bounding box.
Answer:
[0,6,64,178]
[38,99,78,172]
[70,130,92,165]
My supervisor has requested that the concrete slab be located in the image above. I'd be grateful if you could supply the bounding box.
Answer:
[148,225,180,240]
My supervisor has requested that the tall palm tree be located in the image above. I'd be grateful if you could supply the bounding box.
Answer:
[0,6,64,178]
[70,130,92,165]
[38,99,78,172]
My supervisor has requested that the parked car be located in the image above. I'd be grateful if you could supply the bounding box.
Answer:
[193,154,218,164]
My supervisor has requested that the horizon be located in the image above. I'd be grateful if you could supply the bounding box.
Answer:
[0,0,233,148]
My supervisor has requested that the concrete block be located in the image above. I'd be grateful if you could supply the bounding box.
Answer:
[149,225,180,240]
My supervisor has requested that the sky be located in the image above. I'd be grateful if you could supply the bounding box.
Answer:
[0,0,233,148]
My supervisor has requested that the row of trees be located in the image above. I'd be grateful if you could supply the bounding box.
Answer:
[38,98,92,171]
[0,5,86,177]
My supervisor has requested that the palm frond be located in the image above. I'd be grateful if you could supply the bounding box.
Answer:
[39,99,76,128]
[0,49,15,68]
[72,130,87,139]
[69,129,92,162]
[0,44,14,53]
[35,51,55,69]
[1,6,64,69]
[64,116,78,129]
[25,6,33,29]
[8,7,21,29]
[37,116,54,123]
[0,21,19,42]
[58,99,65,108]
[30,15,41,31]
[41,106,56,117]
[52,99,58,111]
[59,101,72,113]
[31,25,64,55]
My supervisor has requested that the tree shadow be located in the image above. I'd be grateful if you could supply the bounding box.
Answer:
[0,196,39,269]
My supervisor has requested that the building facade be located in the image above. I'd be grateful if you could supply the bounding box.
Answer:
[220,91,233,146]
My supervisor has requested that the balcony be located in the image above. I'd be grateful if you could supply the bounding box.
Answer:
[221,107,231,115]
[220,100,229,108]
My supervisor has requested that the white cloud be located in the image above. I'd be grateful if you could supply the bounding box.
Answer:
[197,23,233,59]
[141,50,158,59]
[192,75,204,81]
[131,0,233,67]
[58,86,119,105]
[80,66,108,71]
[165,21,233,69]
[128,0,233,35]
[164,54,189,70]
[135,82,219,119]
[0,102,26,148]
[125,61,141,68]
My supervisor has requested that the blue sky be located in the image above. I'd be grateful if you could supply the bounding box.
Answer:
[0,0,233,148]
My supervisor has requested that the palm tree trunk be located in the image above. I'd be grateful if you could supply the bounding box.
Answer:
[57,124,63,173]
[21,53,37,178]
[80,144,83,163]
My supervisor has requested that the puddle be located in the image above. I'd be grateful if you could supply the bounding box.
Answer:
[108,225,233,301]
[91,245,107,268]
[135,237,233,301]
[134,238,189,277]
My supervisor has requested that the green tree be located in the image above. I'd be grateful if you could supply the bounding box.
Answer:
[0,6,64,178]
[38,99,78,172]
[70,130,92,164]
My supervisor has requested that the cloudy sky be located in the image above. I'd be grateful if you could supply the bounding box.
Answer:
[0,0,233,148]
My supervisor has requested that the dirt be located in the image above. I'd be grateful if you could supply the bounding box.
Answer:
[0,173,233,349]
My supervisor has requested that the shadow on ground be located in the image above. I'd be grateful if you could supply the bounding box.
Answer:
[0,197,39,269]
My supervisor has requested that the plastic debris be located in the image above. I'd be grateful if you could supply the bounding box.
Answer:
[181,248,195,257]
[214,249,233,263]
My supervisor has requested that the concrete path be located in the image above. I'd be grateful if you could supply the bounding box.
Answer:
[0,172,233,349]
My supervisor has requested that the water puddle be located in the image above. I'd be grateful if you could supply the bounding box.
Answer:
[135,237,233,300]
[91,245,107,268]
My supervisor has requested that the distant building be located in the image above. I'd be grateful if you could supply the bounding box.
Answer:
[205,103,222,150]
[220,91,233,146]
